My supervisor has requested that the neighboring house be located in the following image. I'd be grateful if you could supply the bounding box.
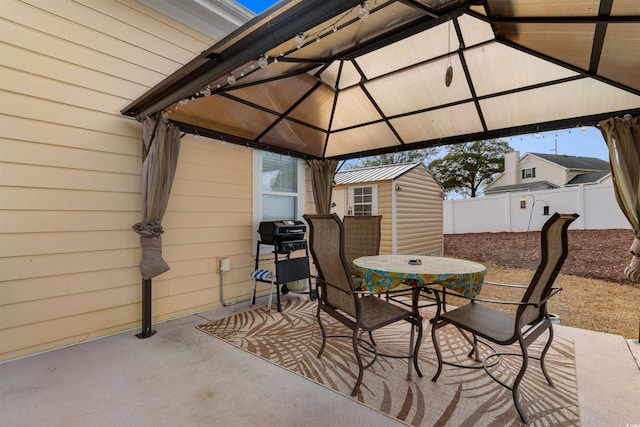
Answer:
[332,163,443,256]
[484,151,611,195]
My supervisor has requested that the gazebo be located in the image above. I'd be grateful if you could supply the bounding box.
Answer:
[121,0,640,337]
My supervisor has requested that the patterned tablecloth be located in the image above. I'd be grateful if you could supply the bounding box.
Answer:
[353,255,486,297]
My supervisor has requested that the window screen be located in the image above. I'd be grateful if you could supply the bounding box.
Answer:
[261,152,298,221]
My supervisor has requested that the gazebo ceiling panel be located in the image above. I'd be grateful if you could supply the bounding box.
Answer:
[365,56,470,117]
[458,14,495,47]
[494,23,595,71]
[486,0,600,17]
[168,97,276,140]
[261,119,327,157]
[328,61,361,91]
[391,102,483,143]
[598,23,640,91]
[123,0,640,161]
[481,79,640,130]
[287,83,335,129]
[465,42,578,96]
[611,0,640,15]
[325,122,400,157]
[356,24,450,80]
[283,0,426,63]
[330,86,383,130]
[228,73,317,113]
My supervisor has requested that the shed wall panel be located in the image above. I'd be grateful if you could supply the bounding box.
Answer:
[395,166,443,255]
[378,184,393,254]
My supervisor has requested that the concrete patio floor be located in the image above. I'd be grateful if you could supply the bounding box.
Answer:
[1,294,639,427]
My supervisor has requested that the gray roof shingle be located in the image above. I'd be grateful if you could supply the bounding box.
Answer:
[484,181,559,194]
[530,153,610,171]
[567,171,611,185]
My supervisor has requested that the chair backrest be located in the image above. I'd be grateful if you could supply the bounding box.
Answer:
[304,213,358,317]
[344,215,382,273]
[518,212,579,326]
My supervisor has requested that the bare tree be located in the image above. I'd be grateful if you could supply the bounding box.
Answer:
[346,148,440,169]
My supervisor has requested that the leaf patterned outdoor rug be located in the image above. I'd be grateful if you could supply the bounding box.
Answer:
[197,299,579,426]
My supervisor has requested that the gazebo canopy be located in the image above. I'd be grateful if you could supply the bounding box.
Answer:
[122,0,640,161]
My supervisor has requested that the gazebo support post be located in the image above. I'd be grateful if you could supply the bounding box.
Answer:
[136,278,156,339]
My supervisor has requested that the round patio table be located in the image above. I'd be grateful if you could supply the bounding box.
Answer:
[353,255,486,297]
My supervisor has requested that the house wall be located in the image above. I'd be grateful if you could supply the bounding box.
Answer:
[500,150,520,186]
[394,166,443,255]
[490,152,570,190]
[0,0,260,362]
[519,155,567,186]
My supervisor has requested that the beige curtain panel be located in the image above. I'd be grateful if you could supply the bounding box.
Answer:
[307,159,338,214]
[132,112,182,280]
[599,115,640,283]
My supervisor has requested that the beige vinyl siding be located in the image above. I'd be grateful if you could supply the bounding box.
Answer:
[395,167,443,255]
[332,165,443,256]
[489,172,508,188]
[377,184,393,255]
[0,0,251,361]
[159,137,254,309]
[335,181,393,254]
[521,155,566,187]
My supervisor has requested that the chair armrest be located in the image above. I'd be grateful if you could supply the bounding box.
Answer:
[533,286,563,307]
[482,280,529,289]
[430,284,562,307]
[317,277,380,297]
[352,290,377,296]
[429,286,526,306]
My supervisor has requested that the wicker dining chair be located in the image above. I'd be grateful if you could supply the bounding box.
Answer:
[343,215,382,276]
[430,212,579,424]
[303,213,423,396]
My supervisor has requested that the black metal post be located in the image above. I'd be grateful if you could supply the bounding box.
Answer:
[136,278,156,339]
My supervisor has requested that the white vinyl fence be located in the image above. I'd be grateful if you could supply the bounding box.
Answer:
[444,184,631,234]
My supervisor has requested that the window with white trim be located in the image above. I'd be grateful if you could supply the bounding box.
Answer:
[253,151,305,223]
[347,185,378,216]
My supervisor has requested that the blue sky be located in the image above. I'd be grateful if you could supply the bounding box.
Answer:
[235,0,609,161]
[496,126,608,160]
[236,0,276,13]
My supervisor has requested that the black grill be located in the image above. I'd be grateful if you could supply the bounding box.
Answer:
[254,220,316,311]
[258,220,307,254]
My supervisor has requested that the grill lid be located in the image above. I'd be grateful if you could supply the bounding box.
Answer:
[258,220,306,244]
